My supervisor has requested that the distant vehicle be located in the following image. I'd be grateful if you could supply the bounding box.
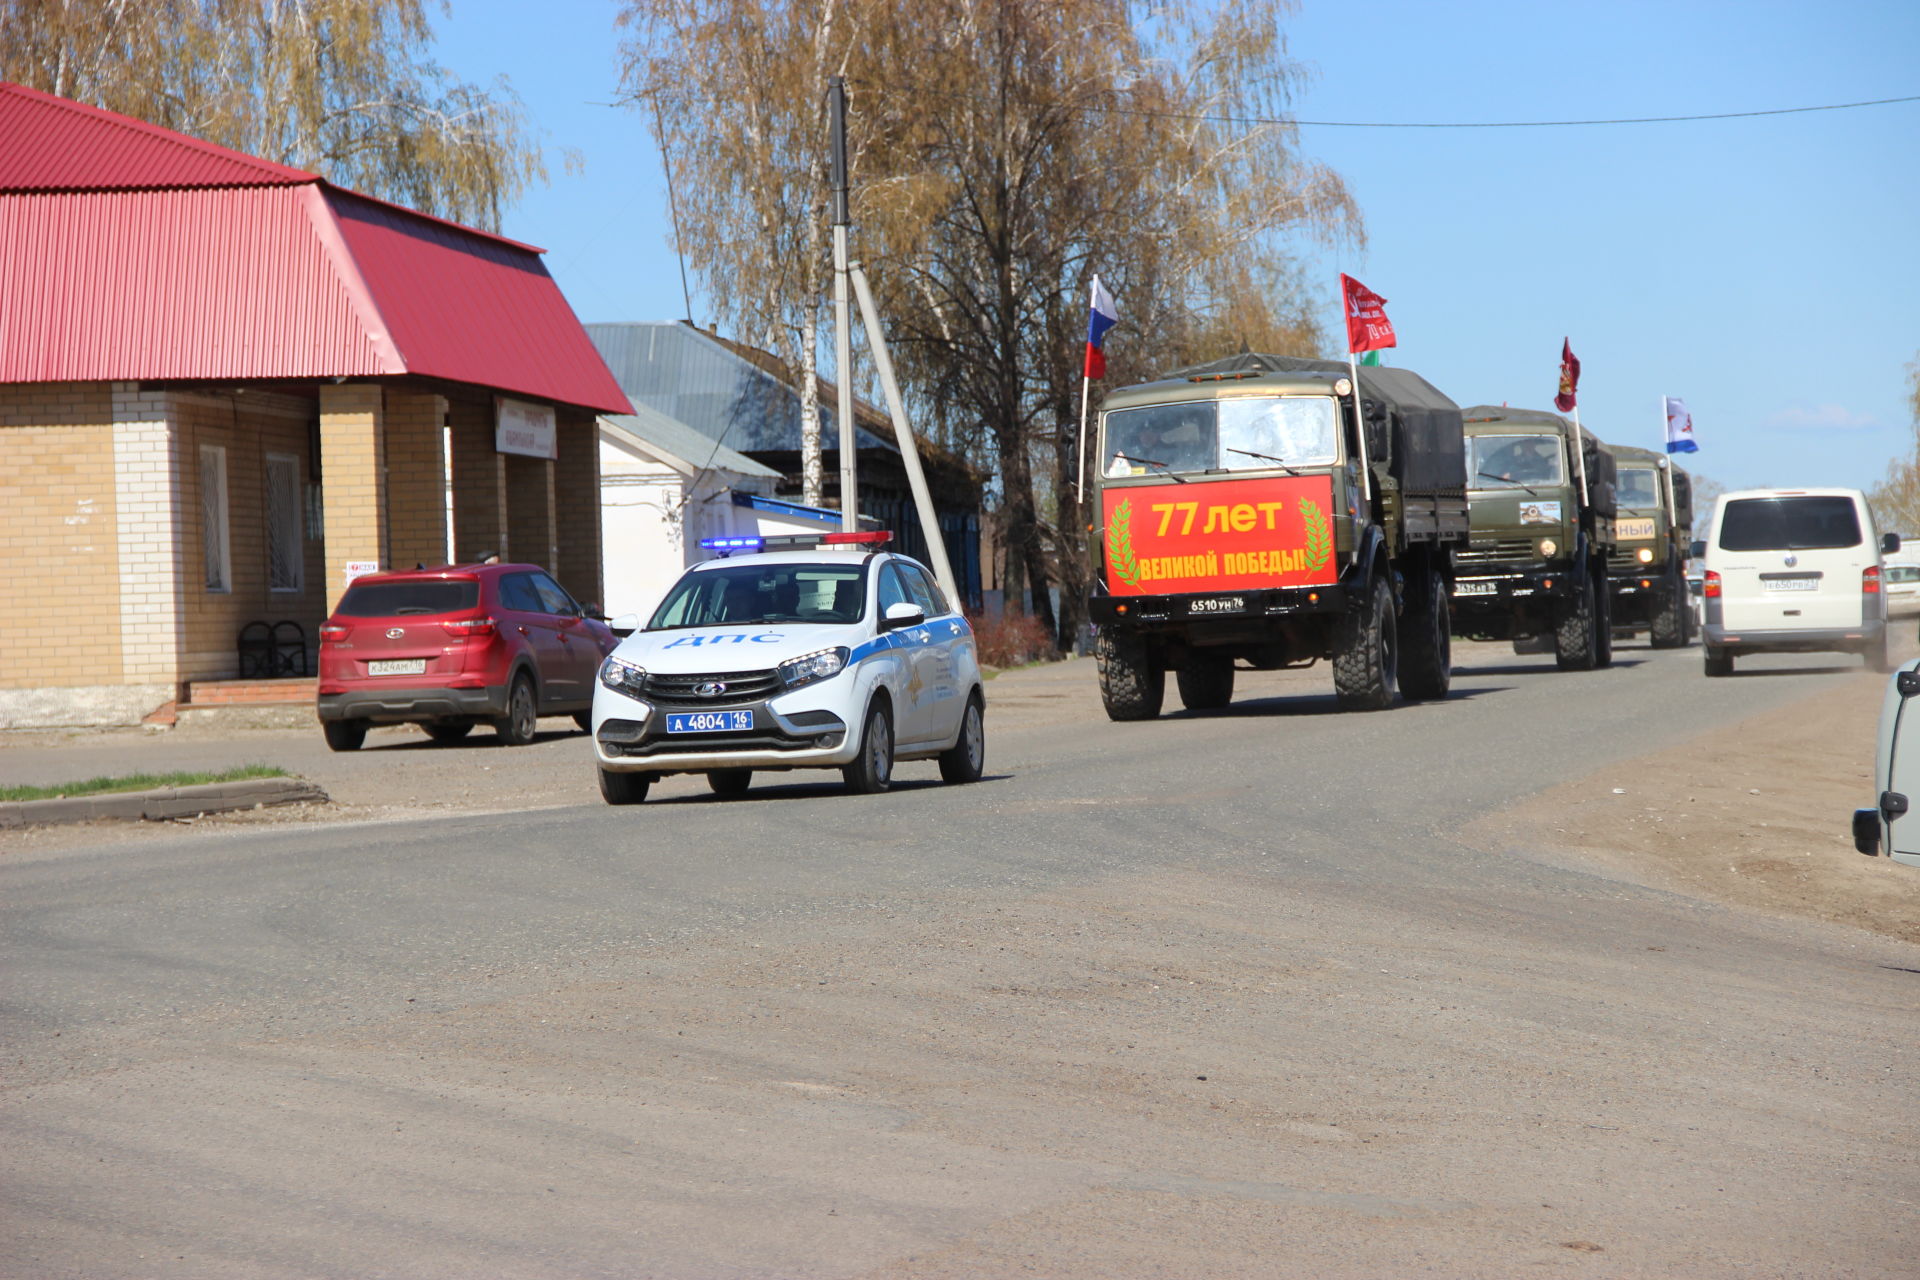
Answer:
[1701,487,1898,676]
[1851,657,1920,867]
[591,532,984,804]
[1450,406,1618,671]
[1606,445,1694,647]
[316,563,617,751]
[1883,559,1920,618]
[1085,353,1469,717]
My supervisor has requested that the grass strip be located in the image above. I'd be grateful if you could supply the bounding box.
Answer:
[0,764,289,804]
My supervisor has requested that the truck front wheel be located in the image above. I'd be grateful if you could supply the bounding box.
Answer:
[1175,653,1235,711]
[1396,566,1452,702]
[1650,571,1687,649]
[1096,628,1165,721]
[1555,574,1598,671]
[1334,574,1398,711]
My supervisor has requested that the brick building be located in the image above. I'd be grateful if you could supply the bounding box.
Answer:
[0,83,630,728]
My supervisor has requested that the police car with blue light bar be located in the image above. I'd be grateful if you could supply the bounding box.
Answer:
[591,531,985,803]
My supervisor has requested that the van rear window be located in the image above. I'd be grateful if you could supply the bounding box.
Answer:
[336,580,480,616]
[1717,497,1861,552]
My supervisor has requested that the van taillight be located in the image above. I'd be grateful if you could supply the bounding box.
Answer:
[1704,570,1721,598]
[318,623,349,642]
[1863,566,1882,595]
[441,616,497,638]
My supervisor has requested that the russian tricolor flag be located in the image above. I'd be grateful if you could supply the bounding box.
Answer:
[1084,275,1118,379]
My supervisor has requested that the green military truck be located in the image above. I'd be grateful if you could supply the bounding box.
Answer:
[1086,352,1469,717]
[1449,406,1618,671]
[1606,444,1694,648]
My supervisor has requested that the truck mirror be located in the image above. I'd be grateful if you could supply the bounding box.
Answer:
[1362,399,1388,424]
[1897,671,1920,698]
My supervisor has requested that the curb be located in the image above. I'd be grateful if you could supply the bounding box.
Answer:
[0,777,330,829]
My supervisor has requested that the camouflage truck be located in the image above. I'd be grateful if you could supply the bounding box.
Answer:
[1450,406,1618,671]
[1086,353,1469,718]
[1606,443,1694,648]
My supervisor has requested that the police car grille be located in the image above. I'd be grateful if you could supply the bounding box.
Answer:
[643,669,782,706]
[1458,538,1538,565]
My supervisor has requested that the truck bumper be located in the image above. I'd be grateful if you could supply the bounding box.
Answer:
[1089,583,1348,628]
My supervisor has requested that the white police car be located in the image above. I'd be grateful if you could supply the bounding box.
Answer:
[592,532,985,803]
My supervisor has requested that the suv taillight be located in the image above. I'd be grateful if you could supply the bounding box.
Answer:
[1863,566,1882,595]
[1703,570,1721,598]
[318,623,349,642]
[441,616,497,638]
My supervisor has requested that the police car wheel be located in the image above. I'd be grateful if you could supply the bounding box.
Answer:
[938,695,986,784]
[843,701,895,794]
[599,766,650,805]
[709,769,753,797]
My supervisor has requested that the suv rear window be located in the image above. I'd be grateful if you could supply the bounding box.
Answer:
[335,580,480,616]
[1718,497,1862,552]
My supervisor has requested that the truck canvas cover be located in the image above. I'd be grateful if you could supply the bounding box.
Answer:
[1170,353,1467,494]
[1459,404,1617,518]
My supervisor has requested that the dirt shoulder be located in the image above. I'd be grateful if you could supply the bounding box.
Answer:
[1469,668,1920,946]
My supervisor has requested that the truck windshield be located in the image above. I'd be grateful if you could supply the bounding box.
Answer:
[1717,496,1861,552]
[1618,467,1662,509]
[1467,434,1565,488]
[648,563,868,629]
[1102,396,1338,477]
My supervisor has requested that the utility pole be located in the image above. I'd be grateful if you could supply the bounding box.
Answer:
[829,77,856,531]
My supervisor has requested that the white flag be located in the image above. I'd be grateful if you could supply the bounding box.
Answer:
[1663,397,1698,454]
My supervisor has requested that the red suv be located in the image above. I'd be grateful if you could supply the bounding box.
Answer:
[316,563,618,751]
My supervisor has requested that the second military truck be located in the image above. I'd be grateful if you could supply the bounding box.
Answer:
[1087,352,1469,717]
[1449,405,1617,671]
[1607,444,1694,648]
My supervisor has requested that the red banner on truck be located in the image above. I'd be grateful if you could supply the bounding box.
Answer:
[1101,475,1339,596]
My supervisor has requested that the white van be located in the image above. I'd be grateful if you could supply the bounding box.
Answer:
[1701,487,1898,676]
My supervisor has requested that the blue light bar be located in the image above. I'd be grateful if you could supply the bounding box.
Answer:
[698,536,765,551]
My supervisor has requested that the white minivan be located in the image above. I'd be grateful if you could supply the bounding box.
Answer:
[1701,487,1899,676]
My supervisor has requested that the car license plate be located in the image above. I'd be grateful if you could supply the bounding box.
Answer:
[1453,580,1498,596]
[367,659,426,676]
[1188,596,1246,615]
[666,710,754,734]
[1764,576,1818,592]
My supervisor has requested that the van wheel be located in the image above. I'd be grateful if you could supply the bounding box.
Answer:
[1334,575,1398,711]
[1397,565,1452,702]
[843,700,894,794]
[323,720,366,752]
[494,675,537,745]
[1096,628,1164,721]
[599,767,650,805]
[708,769,753,797]
[1650,573,1687,648]
[1175,654,1235,711]
[1555,575,1597,671]
[1704,648,1734,677]
[938,694,986,784]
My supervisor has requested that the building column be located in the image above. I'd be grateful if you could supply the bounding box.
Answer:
[384,389,449,569]
[111,382,184,687]
[319,383,386,613]
[505,453,556,572]
[554,408,603,606]
[448,394,505,564]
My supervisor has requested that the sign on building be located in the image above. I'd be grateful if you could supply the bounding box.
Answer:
[495,397,557,460]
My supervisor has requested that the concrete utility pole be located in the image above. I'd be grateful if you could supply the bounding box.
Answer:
[829,77,856,532]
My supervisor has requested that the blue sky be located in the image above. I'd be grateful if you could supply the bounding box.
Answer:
[431,0,1919,494]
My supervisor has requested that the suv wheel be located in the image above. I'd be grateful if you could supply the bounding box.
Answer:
[599,766,650,805]
[494,674,537,746]
[938,694,986,784]
[1334,574,1398,711]
[843,700,895,794]
[323,720,366,752]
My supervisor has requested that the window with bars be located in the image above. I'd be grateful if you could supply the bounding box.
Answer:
[200,444,231,593]
[265,453,303,592]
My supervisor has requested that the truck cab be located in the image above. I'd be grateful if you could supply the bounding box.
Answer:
[1451,406,1617,671]
[1607,444,1694,648]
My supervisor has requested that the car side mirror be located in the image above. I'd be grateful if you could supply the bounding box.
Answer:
[882,602,926,631]
[609,613,640,638]
[583,602,606,621]
[1897,670,1920,698]
[1883,532,1902,554]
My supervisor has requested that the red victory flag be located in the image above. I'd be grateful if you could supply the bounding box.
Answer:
[1340,273,1396,354]
[1555,338,1581,412]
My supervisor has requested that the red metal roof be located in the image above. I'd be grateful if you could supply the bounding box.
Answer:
[0,83,631,414]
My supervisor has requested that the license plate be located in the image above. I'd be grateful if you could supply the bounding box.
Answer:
[1764,576,1819,592]
[1453,580,1498,596]
[367,659,425,676]
[1188,596,1246,615]
[666,710,754,734]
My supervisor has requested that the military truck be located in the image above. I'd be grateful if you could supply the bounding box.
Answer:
[1450,406,1617,671]
[1606,444,1694,648]
[1086,353,1469,718]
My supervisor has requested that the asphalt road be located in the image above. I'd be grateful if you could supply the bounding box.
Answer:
[3,642,1916,1277]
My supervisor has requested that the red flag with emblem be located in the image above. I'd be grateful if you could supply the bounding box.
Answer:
[1555,338,1581,412]
[1340,274,1396,354]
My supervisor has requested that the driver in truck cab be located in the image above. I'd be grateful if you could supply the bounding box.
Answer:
[1488,437,1557,484]
[1107,412,1208,477]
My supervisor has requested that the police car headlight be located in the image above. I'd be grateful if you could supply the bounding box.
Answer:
[1637,547,1655,563]
[1538,538,1558,558]
[599,655,647,694]
[778,646,848,690]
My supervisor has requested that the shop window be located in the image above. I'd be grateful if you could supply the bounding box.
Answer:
[200,444,231,593]
[265,453,303,592]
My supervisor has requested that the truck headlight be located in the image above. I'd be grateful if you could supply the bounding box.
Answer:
[600,655,647,694]
[1538,538,1558,558]
[1637,547,1655,563]
[778,646,848,690]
